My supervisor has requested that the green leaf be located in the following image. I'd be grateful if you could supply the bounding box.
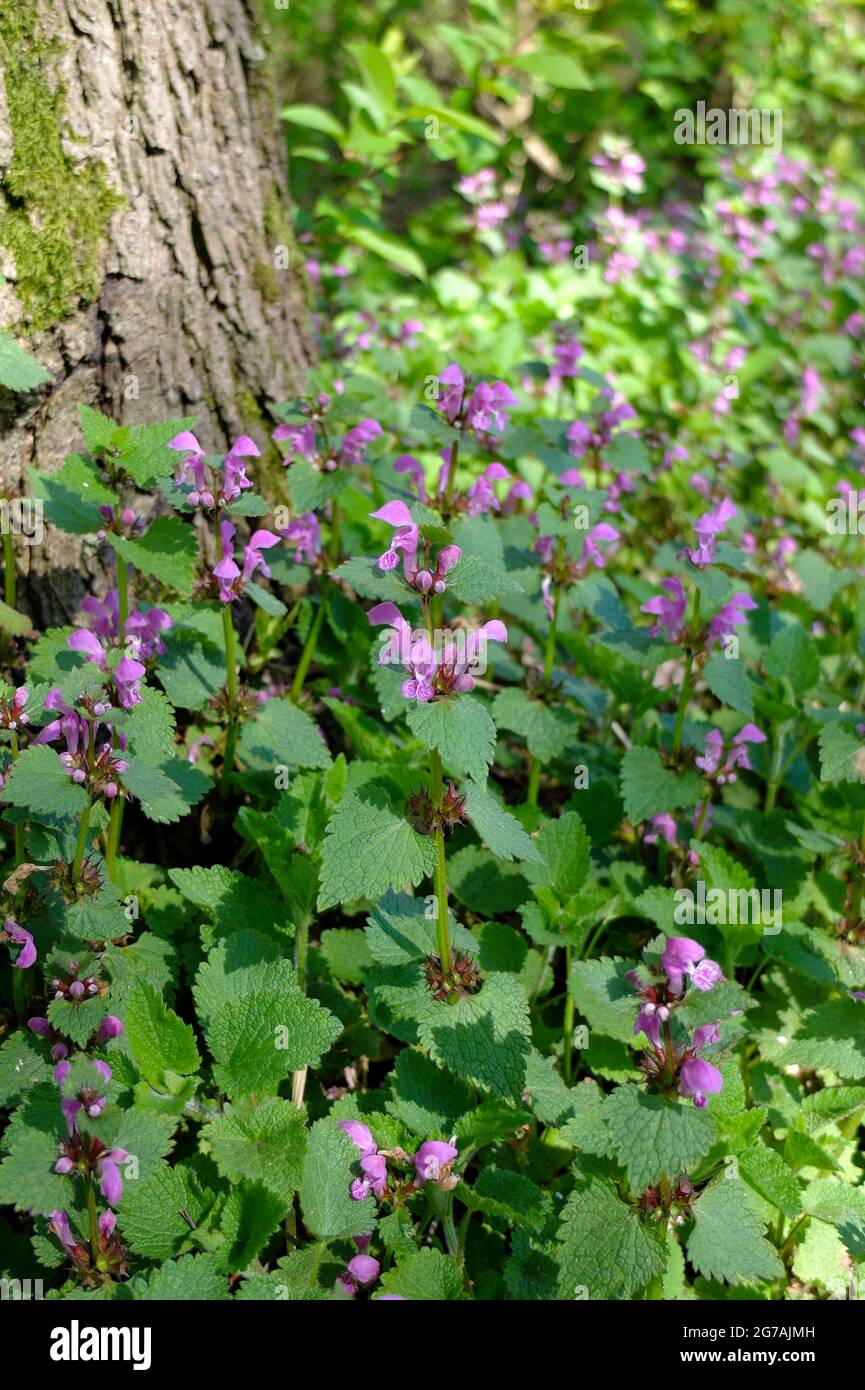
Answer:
[300,1117,376,1239]
[108,516,198,592]
[386,1047,475,1137]
[447,555,523,604]
[417,973,531,1098]
[115,417,198,487]
[406,695,496,784]
[170,866,286,941]
[134,1253,229,1300]
[0,744,88,818]
[119,1162,215,1260]
[687,1179,784,1284]
[0,329,51,390]
[703,651,754,716]
[556,1174,666,1299]
[238,698,331,773]
[365,889,477,965]
[764,625,819,693]
[341,222,428,280]
[524,811,590,897]
[46,996,107,1048]
[125,982,201,1088]
[620,746,704,824]
[318,789,437,909]
[0,1031,51,1105]
[202,1098,307,1205]
[32,454,116,533]
[208,985,342,1095]
[777,1000,865,1078]
[463,781,541,862]
[280,104,345,139]
[492,688,573,762]
[332,555,415,602]
[0,600,32,637]
[78,403,118,452]
[603,1086,716,1192]
[818,723,865,783]
[739,1146,801,1219]
[0,1129,72,1215]
[513,51,593,90]
[568,956,636,1043]
[378,1246,465,1300]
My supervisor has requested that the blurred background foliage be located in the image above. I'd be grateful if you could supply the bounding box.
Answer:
[262,0,865,512]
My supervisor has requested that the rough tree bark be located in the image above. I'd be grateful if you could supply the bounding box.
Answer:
[0,0,314,623]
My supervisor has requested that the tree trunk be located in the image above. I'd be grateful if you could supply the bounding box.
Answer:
[0,0,314,625]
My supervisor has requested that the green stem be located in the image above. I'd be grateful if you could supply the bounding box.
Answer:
[764,727,786,812]
[430,747,451,970]
[671,590,701,756]
[694,794,711,840]
[71,797,93,882]
[220,605,239,799]
[291,594,327,699]
[442,439,459,514]
[85,1176,101,1264]
[10,733,23,867]
[851,813,865,924]
[329,499,341,565]
[294,918,309,992]
[3,532,16,609]
[116,552,129,647]
[105,797,123,877]
[527,580,562,807]
[563,944,574,1082]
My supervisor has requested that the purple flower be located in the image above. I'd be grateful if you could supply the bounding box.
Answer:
[695,729,724,776]
[438,363,466,423]
[360,1153,388,1199]
[169,431,213,505]
[241,529,281,586]
[273,421,317,461]
[641,577,687,642]
[4,918,36,969]
[662,936,706,996]
[466,462,510,517]
[213,521,241,603]
[99,1211,117,1239]
[707,591,758,648]
[576,522,620,576]
[691,959,724,991]
[280,512,321,565]
[27,1015,51,1037]
[340,1120,377,1156]
[340,419,382,467]
[662,936,722,997]
[643,813,677,849]
[550,339,583,380]
[222,435,259,503]
[678,1057,723,1108]
[687,498,736,568]
[97,1148,129,1207]
[466,381,518,435]
[98,1015,124,1041]
[566,419,593,458]
[346,1254,380,1286]
[634,1004,663,1047]
[370,500,420,579]
[50,1211,76,1252]
[414,1140,458,1184]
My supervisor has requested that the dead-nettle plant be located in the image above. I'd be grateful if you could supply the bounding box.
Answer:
[0,296,861,1308]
